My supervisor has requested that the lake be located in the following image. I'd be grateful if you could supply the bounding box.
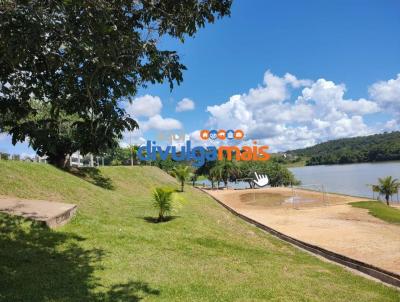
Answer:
[196,161,400,200]
[290,161,400,199]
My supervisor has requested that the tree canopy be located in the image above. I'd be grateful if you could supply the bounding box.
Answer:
[287,131,400,166]
[0,0,232,167]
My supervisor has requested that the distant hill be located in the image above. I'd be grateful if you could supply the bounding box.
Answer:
[287,131,400,166]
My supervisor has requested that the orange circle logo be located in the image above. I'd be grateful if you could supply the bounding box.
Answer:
[199,130,210,140]
[217,130,226,140]
[234,129,244,140]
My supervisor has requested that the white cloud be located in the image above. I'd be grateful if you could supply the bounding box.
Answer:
[337,98,379,115]
[329,115,371,138]
[382,119,399,131]
[204,70,383,152]
[120,129,146,147]
[126,95,162,118]
[242,71,312,107]
[121,95,184,146]
[299,79,379,116]
[283,73,313,88]
[207,94,254,133]
[142,114,182,131]
[176,98,195,112]
[369,74,400,117]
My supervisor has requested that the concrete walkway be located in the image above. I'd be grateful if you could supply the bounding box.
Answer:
[0,197,77,228]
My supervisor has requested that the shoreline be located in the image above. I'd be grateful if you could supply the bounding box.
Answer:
[202,187,400,287]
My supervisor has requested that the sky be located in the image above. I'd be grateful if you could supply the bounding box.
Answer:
[1,0,400,156]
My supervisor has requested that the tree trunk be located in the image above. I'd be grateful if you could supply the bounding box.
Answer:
[386,194,390,206]
[48,153,68,169]
[158,211,164,222]
[181,181,184,192]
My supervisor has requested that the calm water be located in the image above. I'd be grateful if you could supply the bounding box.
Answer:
[290,161,400,199]
[196,161,400,199]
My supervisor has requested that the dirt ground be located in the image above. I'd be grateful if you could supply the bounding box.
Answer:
[206,187,400,274]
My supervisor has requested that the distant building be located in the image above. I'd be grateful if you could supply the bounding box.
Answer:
[35,155,48,164]
[2,150,103,167]
[69,151,84,167]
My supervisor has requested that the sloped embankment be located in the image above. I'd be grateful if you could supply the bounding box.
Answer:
[0,161,398,301]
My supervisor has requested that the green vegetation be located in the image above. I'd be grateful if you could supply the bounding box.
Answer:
[0,1,231,167]
[288,131,400,165]
[370,176,400,206]
[237,160,300,188]
[350,201,400,224]
[196,158,299,188]
[152,187,175,222]
[0,161,398,301]
[210,158,239,188]
[171,165,191,192]
[134,152,299,189]
[103,146,140,166]
[281,159,308,168]
[271,154,309,168]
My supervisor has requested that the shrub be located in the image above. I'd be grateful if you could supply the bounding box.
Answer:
[152,187,174,222]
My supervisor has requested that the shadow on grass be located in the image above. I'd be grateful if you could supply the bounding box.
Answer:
[104,281,160,301]
[142,216,180,224]
[0,213,159,302]
[68,167,115,190]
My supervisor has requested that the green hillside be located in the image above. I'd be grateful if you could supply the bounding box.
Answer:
[0,161,398,301]
[288,131,400,165]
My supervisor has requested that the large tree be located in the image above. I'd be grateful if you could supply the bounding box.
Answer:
[0,0,232,167]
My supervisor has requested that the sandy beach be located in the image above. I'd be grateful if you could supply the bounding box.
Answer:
[206,187,400,274]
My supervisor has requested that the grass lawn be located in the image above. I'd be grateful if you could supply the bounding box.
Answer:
[350,201,400,224]
[0,161,399,301]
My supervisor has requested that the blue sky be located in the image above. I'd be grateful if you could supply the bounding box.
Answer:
[1,0,400,156]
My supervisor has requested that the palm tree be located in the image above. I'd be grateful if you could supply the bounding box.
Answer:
[210,165,223,189]
[189,172,198,187]
[207,171,216,189]
[211,159,239,188]
[171,165,191,192]
[152,187,173,222]
[368,184,380,200]
[129,145,140,166]
[373,176,400,206]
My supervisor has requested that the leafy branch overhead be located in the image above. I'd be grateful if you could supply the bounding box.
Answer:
[0,0,232,167]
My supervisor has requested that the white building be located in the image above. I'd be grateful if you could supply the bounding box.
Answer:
[69,151,84,167]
